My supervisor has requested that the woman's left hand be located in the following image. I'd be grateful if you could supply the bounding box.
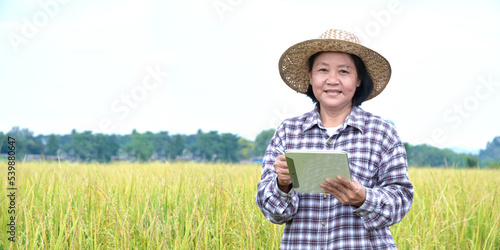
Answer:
[320,176,366,207]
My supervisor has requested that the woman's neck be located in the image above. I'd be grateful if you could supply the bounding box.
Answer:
[318,103,353,128]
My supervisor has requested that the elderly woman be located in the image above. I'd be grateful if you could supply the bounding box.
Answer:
[255,29,414,249]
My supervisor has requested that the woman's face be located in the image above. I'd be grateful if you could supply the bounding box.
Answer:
[309,52,361,112]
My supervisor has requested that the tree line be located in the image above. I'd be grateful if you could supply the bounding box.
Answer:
[0,127,275,163]
[0,126,498,167]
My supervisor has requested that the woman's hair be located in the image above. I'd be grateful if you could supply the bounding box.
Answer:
[306,52,374,106]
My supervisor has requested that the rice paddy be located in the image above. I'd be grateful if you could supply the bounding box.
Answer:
[1,162,498,249]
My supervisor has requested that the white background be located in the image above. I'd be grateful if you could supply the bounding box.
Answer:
[1,0,499,153]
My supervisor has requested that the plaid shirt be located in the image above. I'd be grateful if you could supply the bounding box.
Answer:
[255,105,414,249]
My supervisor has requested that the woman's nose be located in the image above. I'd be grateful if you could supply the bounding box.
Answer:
[325,72,340,84]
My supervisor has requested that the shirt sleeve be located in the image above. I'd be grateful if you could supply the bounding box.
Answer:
[352,136,414,230]
[255,124,300,225]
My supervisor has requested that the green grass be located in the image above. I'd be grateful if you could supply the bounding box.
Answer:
[1,162,499,249]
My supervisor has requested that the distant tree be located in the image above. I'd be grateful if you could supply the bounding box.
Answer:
[93,134,119,162]
[254,129,276,157]
[68,130,94,161]
[403,142,410,152]
[219,133,240,162]
[185,133,198,154]
[58,134,72,149]
[118,134,132,148]
[123,130,153,162]
[238,138,255,159]
[45,134,59,155]
[185,133,198,148]
[184,130,241,162]
[166,134,185,160]
[152,131,170,159]
[6,127,44,157]
[465,155,479,168]
[0,132,8,154]
[406,143,472,167]
[479,136,500,167]
[198,130,221,161]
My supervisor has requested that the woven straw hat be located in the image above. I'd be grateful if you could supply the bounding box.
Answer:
[278,29,391,100]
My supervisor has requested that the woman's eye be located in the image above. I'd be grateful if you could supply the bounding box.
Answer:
[318,68,328,72]
[339,70,349,74]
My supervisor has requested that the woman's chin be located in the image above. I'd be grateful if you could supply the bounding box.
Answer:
[319,99,351,110]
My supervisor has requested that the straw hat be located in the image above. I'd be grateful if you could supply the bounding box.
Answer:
[278,29,391,100]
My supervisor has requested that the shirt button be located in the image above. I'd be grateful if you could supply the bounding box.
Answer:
[327,141,332,145]
[323,193,327,198]
[321,221,326,226]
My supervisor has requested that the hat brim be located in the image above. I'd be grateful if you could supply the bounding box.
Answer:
[278,39,391,100]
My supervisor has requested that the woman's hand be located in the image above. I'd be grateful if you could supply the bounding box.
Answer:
[273,154,292,193]
[321,176,366,207]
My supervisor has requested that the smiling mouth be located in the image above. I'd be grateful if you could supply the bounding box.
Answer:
[325,90,341,94]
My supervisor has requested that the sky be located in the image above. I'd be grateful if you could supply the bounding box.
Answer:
[1,0,499,153]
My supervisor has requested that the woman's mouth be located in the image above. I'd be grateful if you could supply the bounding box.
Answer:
[325,90,341,95]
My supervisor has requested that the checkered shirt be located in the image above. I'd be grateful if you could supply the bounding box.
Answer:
[255,105,414,249]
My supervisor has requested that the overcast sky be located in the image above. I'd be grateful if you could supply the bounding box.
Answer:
[1,0,499,153]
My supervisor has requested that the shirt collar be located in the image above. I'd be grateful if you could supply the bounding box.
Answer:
[302,104,365,133]
[301,104,322,132]
[345,106,365,133]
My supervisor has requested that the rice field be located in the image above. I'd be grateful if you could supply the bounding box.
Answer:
[1,161,499,249]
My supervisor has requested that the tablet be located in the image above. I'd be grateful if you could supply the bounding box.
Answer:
[284,149,351,193]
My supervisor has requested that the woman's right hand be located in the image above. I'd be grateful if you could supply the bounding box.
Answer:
[273,154,292,192]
